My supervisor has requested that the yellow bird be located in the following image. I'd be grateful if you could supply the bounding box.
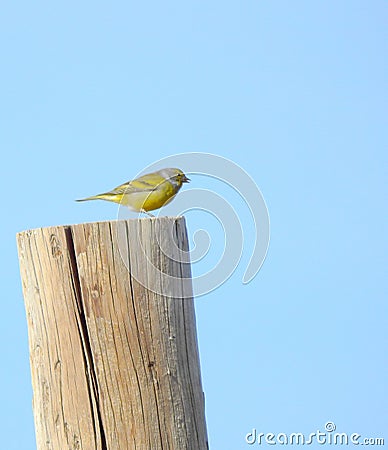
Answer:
[76,168,190,215]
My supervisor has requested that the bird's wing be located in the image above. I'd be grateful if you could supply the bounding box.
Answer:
[111,173,167,194]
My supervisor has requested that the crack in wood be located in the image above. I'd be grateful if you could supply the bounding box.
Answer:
[64,226,108,450]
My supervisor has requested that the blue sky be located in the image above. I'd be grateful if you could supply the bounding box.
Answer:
[1,1,387,448]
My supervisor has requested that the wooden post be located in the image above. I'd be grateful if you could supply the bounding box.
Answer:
[16,217,208,450]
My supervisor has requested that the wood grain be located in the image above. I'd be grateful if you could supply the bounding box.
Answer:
[17,217,208,450]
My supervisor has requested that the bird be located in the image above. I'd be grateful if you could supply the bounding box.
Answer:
[76,168,190,216]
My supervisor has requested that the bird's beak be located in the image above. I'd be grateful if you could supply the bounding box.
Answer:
[182,175,190,183]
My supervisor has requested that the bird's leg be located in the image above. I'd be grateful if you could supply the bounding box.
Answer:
[140,209,155,217]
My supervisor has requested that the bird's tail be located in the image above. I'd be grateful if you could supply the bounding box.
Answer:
[76,192,123,203]
[76,194,101,202]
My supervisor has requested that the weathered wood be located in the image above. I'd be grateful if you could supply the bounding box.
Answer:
[17,217,208,450]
